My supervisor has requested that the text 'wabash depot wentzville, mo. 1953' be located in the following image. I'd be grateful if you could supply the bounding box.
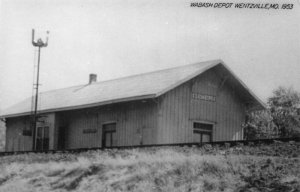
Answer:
[190,2,294,10]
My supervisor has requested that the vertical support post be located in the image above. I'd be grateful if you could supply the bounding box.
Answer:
[31,29,49,151]
[32,46,41,150]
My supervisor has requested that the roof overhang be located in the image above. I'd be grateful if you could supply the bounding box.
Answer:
[0,94,156,118]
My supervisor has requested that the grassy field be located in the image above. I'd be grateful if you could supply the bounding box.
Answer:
[0,142,299,192]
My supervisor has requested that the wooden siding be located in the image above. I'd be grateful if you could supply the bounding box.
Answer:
[5,101,157,151]
[5,116,32,151]
[61,101,157,149]
[5,113,56,152]
[157,82,191,144]
[157,69,245,143]
[190,70,245,141]
[5,67,249,151]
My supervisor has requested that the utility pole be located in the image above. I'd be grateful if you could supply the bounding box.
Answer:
[31,29,49,151]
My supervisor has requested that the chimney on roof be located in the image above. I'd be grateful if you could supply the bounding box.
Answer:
[89,74,97,84]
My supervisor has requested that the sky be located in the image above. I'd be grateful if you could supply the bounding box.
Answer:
[0,0,299,111]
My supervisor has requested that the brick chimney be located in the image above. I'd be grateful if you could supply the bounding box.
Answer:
[89,74,97,84]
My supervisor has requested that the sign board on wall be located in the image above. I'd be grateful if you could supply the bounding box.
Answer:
[192,93,216,102]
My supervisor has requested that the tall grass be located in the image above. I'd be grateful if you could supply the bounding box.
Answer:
[0,144,299,192]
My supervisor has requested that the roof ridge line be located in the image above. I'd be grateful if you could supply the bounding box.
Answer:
[89,59,222,85]
[40,59,222,94]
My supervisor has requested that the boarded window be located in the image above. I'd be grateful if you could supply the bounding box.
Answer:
[193,123,213,143]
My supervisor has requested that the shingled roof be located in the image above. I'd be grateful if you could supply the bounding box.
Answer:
[0,59,265,118]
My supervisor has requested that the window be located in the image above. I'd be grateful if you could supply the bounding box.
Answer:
[193,122,213,143]
[22,129,32,136]
[35,126,49,151]
[22,118,32,136]
[102,123,117,147]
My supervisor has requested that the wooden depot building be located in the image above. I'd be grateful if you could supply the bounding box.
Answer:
[0,60,265,152]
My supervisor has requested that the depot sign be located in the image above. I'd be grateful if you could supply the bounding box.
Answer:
[192,93,216,102]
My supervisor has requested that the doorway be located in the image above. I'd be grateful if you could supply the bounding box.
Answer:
[35,126,49,151]
[57,126,66,150]
[102,123,116,147]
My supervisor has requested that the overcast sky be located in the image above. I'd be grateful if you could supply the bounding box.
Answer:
[0,0,299,111]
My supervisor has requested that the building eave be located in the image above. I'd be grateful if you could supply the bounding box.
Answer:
[0,94,156,118]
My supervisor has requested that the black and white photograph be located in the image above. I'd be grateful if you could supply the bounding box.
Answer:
[0,0,299,191]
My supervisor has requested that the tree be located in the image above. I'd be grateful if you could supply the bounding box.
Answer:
[268,86,300,137]
[244,86,300,140]
[243,110,276,140]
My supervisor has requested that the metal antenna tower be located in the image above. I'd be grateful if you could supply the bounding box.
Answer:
[31,29,49,150]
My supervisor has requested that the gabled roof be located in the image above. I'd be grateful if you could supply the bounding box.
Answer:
[0,59,265,118]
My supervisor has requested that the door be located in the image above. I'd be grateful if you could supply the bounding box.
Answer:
[35,126,49,151]
[193,122,213,143]
[57,126,66,150]
[102,123,116,147]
